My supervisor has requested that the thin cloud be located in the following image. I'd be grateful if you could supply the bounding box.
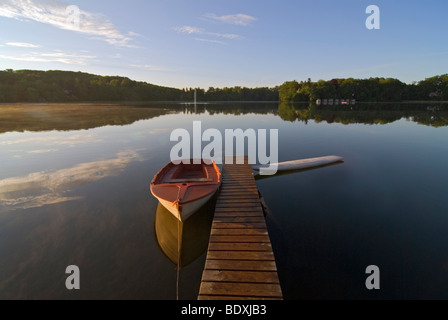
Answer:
[41,52,95,59]
[0,51,95,65]
[27,149,59,154]
[127,31,142,37]
[174,25,242,41]
[130,64,174,72]
[203,13,257,26]
[0,0,134,47]
[208,32,241,40]
[6,42,40,48]
[176,26,204,34]
[194,38,227,45]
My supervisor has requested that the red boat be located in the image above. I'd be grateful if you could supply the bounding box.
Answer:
[150,160,221,221]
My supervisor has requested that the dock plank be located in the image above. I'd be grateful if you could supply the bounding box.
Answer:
[201,270,280,284]
[209,235,271,243]
[199,282,282,299]
[204,259,278,271]
[212,222,268,229]
[206,250,275,261]
[207,242,272,251]
[210,228,268,236]
[212,217,266,223]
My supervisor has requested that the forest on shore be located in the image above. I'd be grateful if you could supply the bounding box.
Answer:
[0,69,446,103]
[0,69,277,103]
[278,75,448,103]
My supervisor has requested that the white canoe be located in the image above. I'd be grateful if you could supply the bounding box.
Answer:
[252,155,344,172]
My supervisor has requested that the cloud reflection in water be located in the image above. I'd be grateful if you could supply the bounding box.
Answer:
[0,150,139,211]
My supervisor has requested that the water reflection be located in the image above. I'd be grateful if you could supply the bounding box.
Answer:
[0,104,173,134]
[0,132,102,149]
[1,103,447,135]
[154,196,216,268]
[0,102,447,299]
[0,150,140,211]
[277,102,448,127]
[172,102,448,127]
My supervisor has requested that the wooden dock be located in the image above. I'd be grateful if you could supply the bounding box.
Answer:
[198,156,282,300]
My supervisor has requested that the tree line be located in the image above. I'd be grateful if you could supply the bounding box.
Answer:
[0,69,446,103]
[0,70,278,103]
[187,86,279,101]
[279,75,448,103]
[0,69,183,102]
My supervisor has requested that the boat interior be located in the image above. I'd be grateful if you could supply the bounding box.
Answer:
[172,164,207,180]
[160,162,217,183]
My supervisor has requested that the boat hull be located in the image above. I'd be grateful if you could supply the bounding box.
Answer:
[155,191,216,221]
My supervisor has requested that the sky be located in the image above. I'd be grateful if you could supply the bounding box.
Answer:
[0,0,447,89]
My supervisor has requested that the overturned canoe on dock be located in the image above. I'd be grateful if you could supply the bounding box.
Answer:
[252,155,344,172]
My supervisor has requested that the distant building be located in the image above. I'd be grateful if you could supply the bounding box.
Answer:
[429,92,439,98]
[316,98,356,106]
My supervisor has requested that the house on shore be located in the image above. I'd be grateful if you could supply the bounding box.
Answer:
[316,98,356,105]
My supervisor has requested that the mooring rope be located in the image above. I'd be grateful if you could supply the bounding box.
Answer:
[174,187,182,300]
[176,209,181,300]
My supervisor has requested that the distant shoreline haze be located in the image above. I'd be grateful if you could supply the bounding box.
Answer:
[0,69,446,103]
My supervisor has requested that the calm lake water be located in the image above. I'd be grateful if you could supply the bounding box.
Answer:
[0,102,447,299]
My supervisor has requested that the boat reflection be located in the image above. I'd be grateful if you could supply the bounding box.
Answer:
[154,195,216,267]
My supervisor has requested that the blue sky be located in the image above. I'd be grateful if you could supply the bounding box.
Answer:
[0,0,447,89]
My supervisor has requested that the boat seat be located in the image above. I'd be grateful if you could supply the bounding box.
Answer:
[164,178,214,183]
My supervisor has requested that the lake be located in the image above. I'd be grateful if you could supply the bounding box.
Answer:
[0,102,447,299]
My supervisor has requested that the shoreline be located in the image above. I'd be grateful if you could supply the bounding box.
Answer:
[0,100,447,107]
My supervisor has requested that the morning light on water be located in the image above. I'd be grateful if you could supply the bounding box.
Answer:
[0,0,448,311]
